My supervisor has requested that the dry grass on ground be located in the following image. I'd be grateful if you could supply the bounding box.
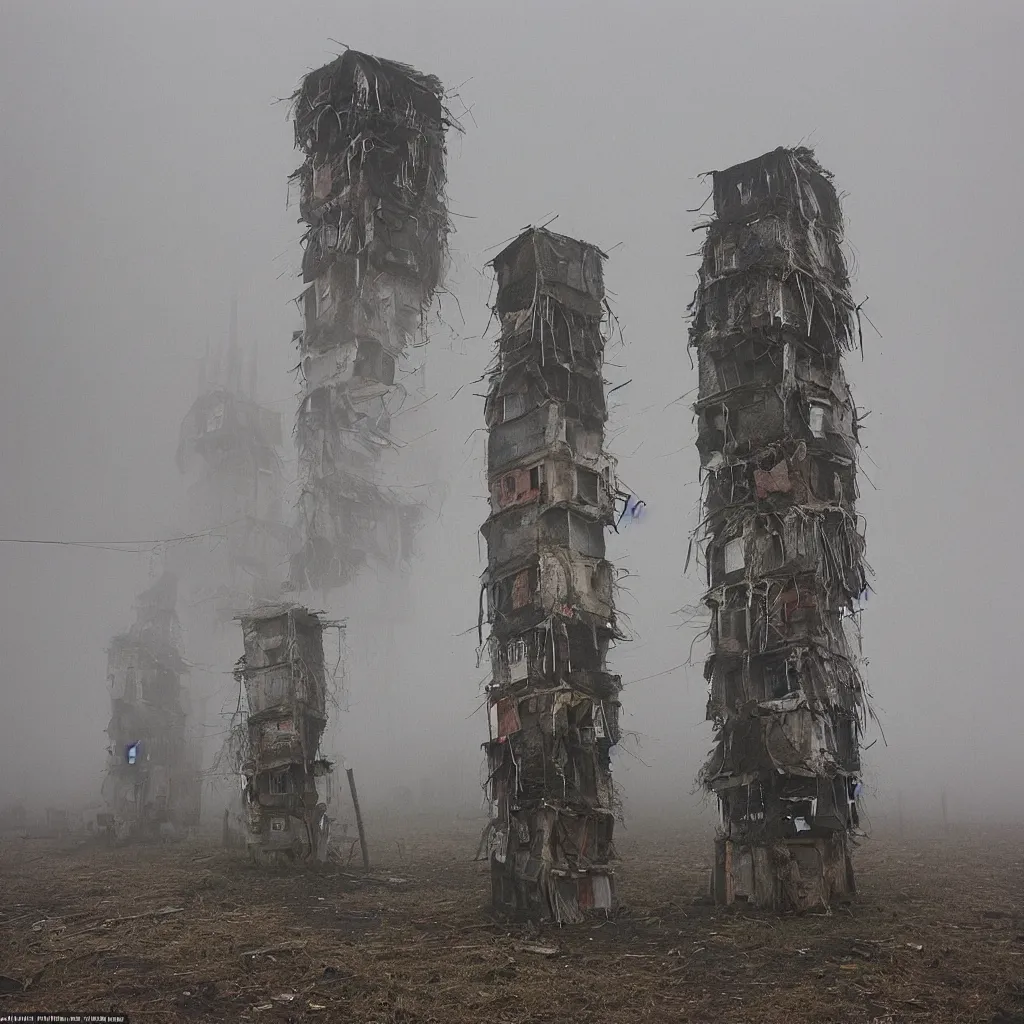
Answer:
[1,819,1022,1023]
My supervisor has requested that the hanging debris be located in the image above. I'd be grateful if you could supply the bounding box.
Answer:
[101,572,203,840]
[233,604,338,867]
[287,50,456,591]
[689,147,872,911]
[480,227,625,923]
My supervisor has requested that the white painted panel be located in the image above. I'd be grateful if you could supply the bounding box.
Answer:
[725,537,745,574]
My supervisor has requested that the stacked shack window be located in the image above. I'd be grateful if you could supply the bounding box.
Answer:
[288,51,452,591]
[690,148,871,911]
[481,228,624,923]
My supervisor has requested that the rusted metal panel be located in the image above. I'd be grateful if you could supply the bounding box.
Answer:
[495,697,521,738]
[492,465,542,510]
[511,570,533,610]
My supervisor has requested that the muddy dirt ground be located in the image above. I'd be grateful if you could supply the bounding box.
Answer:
[1,818,1021,1024]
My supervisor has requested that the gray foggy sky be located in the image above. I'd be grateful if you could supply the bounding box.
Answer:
[1,0,1022,821]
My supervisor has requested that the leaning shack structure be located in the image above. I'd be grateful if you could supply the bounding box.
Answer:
[482,228,624,922]
[288,50,453,591]
[234,605,334,866]
[691,148,870,910]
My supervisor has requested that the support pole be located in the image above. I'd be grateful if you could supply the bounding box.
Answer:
[346,767,370,872]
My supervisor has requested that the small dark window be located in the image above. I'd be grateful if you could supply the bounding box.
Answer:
[497,567,539,614]
[762,659,793,698]
[568,512,605,558]
[704,406,726,440]
[354,340,396,386]
[715,239,738,274]
[718,361,740,392]
[529,465,541,491]
[503,393,528,421]
[719,607,747,646]
[576,468,600,504]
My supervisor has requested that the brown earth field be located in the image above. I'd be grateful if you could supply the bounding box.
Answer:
[1,818,1022,1024]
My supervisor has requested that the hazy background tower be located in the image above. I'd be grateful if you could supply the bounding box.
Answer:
[168,301,293,820]
[173,303,291,621]
[101,571,202,838]
[690,147,871,910]
[287,50,453,592]
[481,227,625,922]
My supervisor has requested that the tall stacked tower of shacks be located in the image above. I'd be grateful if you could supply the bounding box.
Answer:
[102,572,202,838]
[690,147,870,910]
[225,49,452,863]
[233,604,335,866]
[170,318,293,819]
[481,228,624,923]
[288,50,452,591]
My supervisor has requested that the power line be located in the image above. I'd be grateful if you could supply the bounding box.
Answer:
[0,523,240,554]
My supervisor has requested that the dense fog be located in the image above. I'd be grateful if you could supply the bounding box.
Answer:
[1,0,1022,832]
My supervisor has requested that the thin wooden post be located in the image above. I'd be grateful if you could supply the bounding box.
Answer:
[346,767,370,872]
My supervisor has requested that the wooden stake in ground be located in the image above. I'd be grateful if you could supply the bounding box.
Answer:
[346,767,370,872]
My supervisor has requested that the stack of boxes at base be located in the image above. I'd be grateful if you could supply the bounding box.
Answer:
[690,148,872,910]
[482,228,624,923]
[288,50,452,591]
[235,605,333,866]
[102,572,202,839]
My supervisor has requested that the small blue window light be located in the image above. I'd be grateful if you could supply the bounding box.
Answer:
[126,743,139,765]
